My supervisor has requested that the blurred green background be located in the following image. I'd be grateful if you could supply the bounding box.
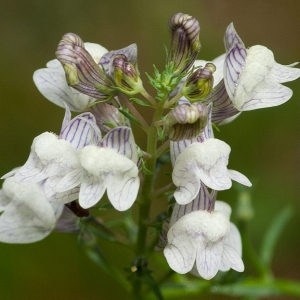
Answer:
[0,1,299,299]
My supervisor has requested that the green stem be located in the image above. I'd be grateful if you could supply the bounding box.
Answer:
[164,90,183,108]
[119,93,151,133]
[133,97,167,298]
[140,89,157,107]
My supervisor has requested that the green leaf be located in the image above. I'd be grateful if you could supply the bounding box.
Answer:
[260,206,293,268]
[212,122,220,132]
[119,109,141,127]
[130,97,152,107]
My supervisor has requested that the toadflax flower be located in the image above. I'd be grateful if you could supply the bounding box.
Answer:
[162,183,244,280]
[165,203,244,279]
[0,175,64,243]
[11,106,101,203]
[224,23,300,111]
[55,126,140,211]
[172,137,251,205]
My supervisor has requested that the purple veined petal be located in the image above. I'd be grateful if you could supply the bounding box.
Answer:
[101,127,138,163]
[224,23,245,53]
[224,43,247,101]
[220,244,244,272]
[79,171,106,208]
[89,102,128,134]
[196,241,223,280]
[271,62,300,83]
[199,102,213,141]
[60,112,101,149]
[235,76,293,111]
[106,174,140,211]
[206,80,240,125]
[170,182,213,226]
[55,169,83,192]
[60,103,72,133]
[228,169,252,187]
[44,176,80,203]
[170,139,197,166]
[33,66,95,112]
[155,218,170,252]
[99,44,138,77]
[173,164,201,205]
[164,228,196,274]
[170,132,206,166]
[14,151,48,184]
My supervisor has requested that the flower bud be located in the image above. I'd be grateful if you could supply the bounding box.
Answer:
[113,54,144,95]
[165,102,208,141]
[89,102,130,134]
[167,13,201,76]
[56,33,117,100]
[182,63,216,101]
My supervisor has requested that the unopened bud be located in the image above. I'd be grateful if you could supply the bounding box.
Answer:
[89,102,130,134]
[165,102,208,141]
[167,13,201,76]
[113,54,144,95]
[56,33,116,100]
[183,63,216,101]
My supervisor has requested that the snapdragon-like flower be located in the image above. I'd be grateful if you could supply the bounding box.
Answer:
[224,23,300,111]
[0,176,64,243]
[12,107,101,203]
[55,127,140,211]
[162,183,243,279]
[172,138,251,205]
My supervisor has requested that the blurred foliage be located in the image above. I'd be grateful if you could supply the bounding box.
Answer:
[0,0,300,299]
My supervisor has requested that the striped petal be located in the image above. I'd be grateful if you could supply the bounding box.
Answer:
[99,44,138,77]
[79,171,106,208]
[224,23,245,52]
[107,174,139,211]
[101,127,138,163]
[33,64,95,111]
[60,111,101,149]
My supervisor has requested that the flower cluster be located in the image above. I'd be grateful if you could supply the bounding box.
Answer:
[1,13,299,282]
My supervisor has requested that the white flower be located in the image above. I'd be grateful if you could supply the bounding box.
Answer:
[164,200,244,280]
[0,176,64,243]
[55,127,140,211]
[172,138,251,205]
[33,43,108,111]
[224,23,300,111]
[11,107,101,203]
